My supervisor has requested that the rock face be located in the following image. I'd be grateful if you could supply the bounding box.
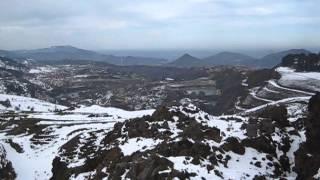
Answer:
[295,92,320,179]
[221,137,245,155]
[258,105,289,128]
[306,92,320,151]
[0,144,16,180]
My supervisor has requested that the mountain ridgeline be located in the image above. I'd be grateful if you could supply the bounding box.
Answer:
[1,46,168,66]
[168,53,201,67]
[0,45,314,68]
[0,48,320,179]
[169,49,313,68]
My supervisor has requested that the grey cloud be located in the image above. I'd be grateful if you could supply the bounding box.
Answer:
[0,0,319,50]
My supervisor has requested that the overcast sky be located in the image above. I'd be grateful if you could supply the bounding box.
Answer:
[0,0,319,50]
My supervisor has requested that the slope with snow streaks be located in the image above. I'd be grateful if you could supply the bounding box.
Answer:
[0,94,155,180]
[236,66,316,111]
[276,67,320,92]
[70,105,155,118]
[47,100,310,179]
[0,144,16,179]
[0,94,66,112]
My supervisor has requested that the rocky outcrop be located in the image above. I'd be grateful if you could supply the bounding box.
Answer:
[295,92,320,179]
[221,137,245,155]
[258,105,289,128]
[247,69,281,87]
[46,99,312,179]
[0,144,16,180]
[242,136,276,156]
[306,92,320,151]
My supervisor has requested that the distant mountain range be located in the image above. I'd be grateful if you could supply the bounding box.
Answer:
[169,49,312,68]
[202,51,256,66]
[258,49,311,68]
[0,46,313,68]
[168,53,201,67]
[0,46,168,66]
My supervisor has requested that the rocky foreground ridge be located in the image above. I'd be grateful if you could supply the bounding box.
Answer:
[49,92,319,179]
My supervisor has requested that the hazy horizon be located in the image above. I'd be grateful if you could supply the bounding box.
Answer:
[1,44,319,60]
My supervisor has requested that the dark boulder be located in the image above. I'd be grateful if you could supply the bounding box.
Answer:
[242,136,276,156]
[126,119,152,138]
[156,139,211,160]
[0,145,16,180]
[50,157,69,180]
[259,118,275,135]
[306,92,320,151]
[221,137,245,155]
[180,120,221,142]
[294,145,320,180]
[258,105,289,128]
[150,106,173,122]
[126,155,173,180]
[246,118,258,138]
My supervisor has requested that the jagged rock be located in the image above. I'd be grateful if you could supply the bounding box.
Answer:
[150,106,172,122]
[279,136,291,154]
[180,121,221,142]
[294,145,320,180]
[0,144,16,180]
[259,119,275,135]
[221,137,245,155]
[156,139,211,159]
[306,92,320,151]
[279,155,290,172]
[50,157,69,180]
[40,100,310,179]
[247,118,258,138]
[295,92,320,179]
[126,155,173,180]
[126,119,152,138]
[242,136,276,156]
[258,105,289,128]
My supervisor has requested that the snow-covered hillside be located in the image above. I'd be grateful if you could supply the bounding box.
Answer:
[48,101,309,179]
[0,94,66,112]
[276,67,320,92]
[0,95,154,180]
[238,65,316,111]
[0,89,314,179]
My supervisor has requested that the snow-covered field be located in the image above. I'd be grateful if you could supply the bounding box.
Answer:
[276,67,320,92]
[2,123,114,179]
